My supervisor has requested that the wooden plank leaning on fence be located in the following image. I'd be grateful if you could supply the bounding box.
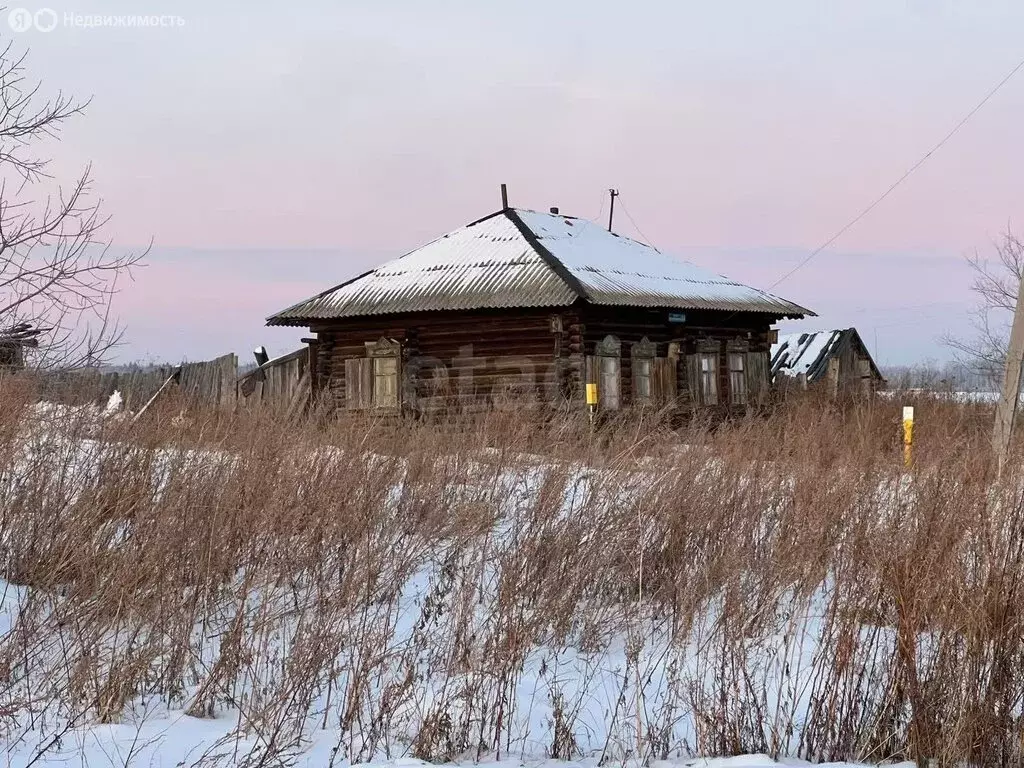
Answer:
[130,353,239,422]
[131,366,182,423]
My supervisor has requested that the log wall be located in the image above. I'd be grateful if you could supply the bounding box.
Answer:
[312,309,563,413]
[311,305,779,416]
[576,306,774,412]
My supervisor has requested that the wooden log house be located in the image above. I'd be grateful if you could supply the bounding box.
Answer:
[267,205,813,416]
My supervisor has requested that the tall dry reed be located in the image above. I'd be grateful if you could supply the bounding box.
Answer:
[0,379,1018,767]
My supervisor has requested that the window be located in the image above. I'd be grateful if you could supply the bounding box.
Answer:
[595,335,621,410]
[729,353,746,405]
[366,337,400,409]
[699,353,718,405]
[373,355,398,407]
[600,357,621,409]
[634,358,651,399]
[631,337,656,403]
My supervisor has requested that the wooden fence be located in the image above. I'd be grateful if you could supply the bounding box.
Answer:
[35,348,312,415]
[179,354,238,409]
[39,353,238,410]
[41,364,179,409]
[237,347,310,415]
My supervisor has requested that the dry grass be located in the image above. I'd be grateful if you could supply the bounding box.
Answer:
[0,378,1020,766]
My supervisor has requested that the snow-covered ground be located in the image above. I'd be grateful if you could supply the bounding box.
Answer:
[5,722,913,768]
[0,404,925,766]
[878,388,999,403]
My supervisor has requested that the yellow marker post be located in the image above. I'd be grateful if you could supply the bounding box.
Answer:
[902,405,914,468]
[586,383,598,426]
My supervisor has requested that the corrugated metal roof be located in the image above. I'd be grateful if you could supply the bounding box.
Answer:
[268,208,813,325]
[516,210,811,315]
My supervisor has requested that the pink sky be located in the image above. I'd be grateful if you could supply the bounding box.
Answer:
[14,0,1024,364]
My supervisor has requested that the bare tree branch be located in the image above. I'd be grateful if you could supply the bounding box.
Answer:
[942,229,1024,386]
[0,41,143,369]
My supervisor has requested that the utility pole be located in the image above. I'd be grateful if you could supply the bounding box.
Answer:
[607,188,619,232]
[993,271,1024,477]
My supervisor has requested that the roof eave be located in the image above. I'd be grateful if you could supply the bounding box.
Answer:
[268,300,814,327]
[785,307,815,319]
[266,316,307,327]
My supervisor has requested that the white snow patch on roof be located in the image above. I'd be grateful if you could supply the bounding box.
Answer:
[772,330,841,378]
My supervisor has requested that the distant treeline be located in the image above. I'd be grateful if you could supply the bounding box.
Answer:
[881,361,994,392]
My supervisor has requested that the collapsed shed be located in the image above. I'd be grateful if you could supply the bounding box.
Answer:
[771,327,885,395]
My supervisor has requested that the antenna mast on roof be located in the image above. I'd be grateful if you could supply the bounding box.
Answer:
[607,188,619,231]
[500,183,509,210]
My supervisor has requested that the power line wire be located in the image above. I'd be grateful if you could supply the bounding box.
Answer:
[616,195,659,251]
[767,53,1024,291]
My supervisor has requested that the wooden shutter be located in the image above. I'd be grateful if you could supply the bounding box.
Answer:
[651,357,677,404]
[600,356,621,409]
[686,354,702,407]
[631,338,656,405]
[746,351,769,406]
[345,357,373,410]
[632,357,651,402]
[345,358,360,410]
[728,353,747,406]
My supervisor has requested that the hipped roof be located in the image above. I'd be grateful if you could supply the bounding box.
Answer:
[268,208,813,325]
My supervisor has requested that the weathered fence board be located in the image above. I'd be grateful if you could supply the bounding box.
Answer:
[40,365,177,409]
[179,353,238,409]
[237,347,310,411]
[38,353,240,411]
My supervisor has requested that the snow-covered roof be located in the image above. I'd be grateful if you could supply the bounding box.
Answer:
[771,330,843,381]
[771,328,884,384]
[268,208,813,325]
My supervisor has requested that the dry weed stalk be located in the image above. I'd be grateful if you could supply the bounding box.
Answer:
[0,379,1018,766]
